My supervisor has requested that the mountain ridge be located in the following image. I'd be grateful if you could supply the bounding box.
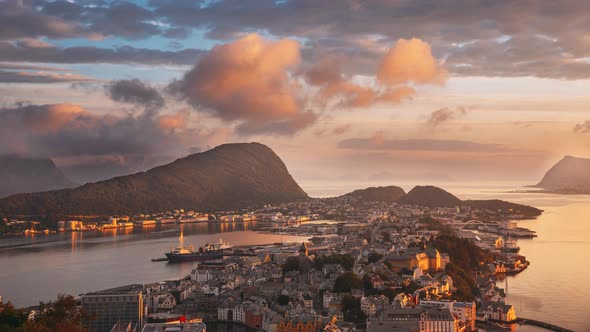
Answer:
[0,143,308,216]
[0,155,76,198]
[535,155,590,194]
[340,184,542,217]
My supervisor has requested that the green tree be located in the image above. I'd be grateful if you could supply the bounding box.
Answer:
[333,272,363,293]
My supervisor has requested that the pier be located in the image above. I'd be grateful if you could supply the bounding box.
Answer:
[516,317,574,332]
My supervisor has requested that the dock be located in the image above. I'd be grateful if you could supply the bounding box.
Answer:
[151,257,168,262]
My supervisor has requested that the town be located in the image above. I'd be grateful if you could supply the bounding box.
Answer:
[1,192,558,332]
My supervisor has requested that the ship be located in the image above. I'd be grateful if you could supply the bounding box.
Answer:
[165,239,230,263]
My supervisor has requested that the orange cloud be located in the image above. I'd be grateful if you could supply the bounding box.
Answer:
[176,34,304,121]
[301,38,443,109]
[157,109,190,130]
[21,103,86,133]
[378,38,447,86]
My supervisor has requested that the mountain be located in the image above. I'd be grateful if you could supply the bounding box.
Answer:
[341,186,406,202]
[462,199,542,217]
[398,185,462,207]
[0,143,308,216]
[0,155,76,198]
[535,155,590,194]
[351,185,542,217]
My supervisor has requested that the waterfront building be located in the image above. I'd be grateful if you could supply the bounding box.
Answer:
[368,306,459,332]
[82,285,146,332]
[483,302,516,323]
[141,321,206,332]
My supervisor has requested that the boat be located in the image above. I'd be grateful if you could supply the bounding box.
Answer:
[165,240,230,263]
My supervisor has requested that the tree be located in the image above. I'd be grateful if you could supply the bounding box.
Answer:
[401,281,420,294]
[333,272,363,293]
[313,254,355,271]
[367,252,384,264]
[277,295,290,306]
[0,301,27,331]
[362,274,373,291]
[341,296,366,323]
[282,257,300,274]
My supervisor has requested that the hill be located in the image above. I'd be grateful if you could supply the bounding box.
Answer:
[462,199,542,217]
[0,143,308,216]
[0,155,76,198]
[340,186,406,202]
[398,185,462,207]
[535,155,590,194]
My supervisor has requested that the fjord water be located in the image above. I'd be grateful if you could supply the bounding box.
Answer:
[1,182,589,331]
[0,222,307,308]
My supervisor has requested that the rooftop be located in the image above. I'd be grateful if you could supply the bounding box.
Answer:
[141,322,206,332]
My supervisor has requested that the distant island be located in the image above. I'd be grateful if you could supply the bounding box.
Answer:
[340,185,542,218]
[533,155,590,194]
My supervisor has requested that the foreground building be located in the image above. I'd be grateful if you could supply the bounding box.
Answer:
[82,285,146,332]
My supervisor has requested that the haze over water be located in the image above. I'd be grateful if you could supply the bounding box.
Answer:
[0,182,588,331]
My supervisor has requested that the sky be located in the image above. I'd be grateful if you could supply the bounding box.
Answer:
[0,0,589,186]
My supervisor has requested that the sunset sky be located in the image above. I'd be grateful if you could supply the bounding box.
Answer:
[1,0,589,185]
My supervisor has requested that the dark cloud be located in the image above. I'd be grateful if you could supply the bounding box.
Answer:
[574,121,590,134]
[147,0,590,79]
[338,131,508,153]
[0,1,97,40]
[107,79,165,109]
[0,41,202,65]
[0,70,95,84]
[0,63,67,71]
[38,0,161,40]
[427,106,468,127]
[2,1,588,79]
[0,102,223,162]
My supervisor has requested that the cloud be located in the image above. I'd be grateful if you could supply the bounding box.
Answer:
[377,38,447,86]
[338,131,508,153]
[332,124,352,135]
[574,121,590,133]
[0,63,67,71]
[171,33,317,135]
[147,0,590,79]
[0,41,203,65]
[301,38,441,109]
[0,103,225,162]
[427,106,469,127]
[0,1,98,40]
[106,79,165,109]
[157,109,190,130]
[0,70,96,84]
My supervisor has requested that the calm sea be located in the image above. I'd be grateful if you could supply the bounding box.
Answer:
[0,181,588,331]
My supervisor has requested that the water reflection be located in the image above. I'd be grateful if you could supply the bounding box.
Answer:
[0,221,262,254]
[0,220,307,307]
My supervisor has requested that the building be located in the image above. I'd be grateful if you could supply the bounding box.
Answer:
[483,302,516,323]
[450,302,476,331]
[141,321,206,332]
[368,307,458,332]
[82,285,145,332]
